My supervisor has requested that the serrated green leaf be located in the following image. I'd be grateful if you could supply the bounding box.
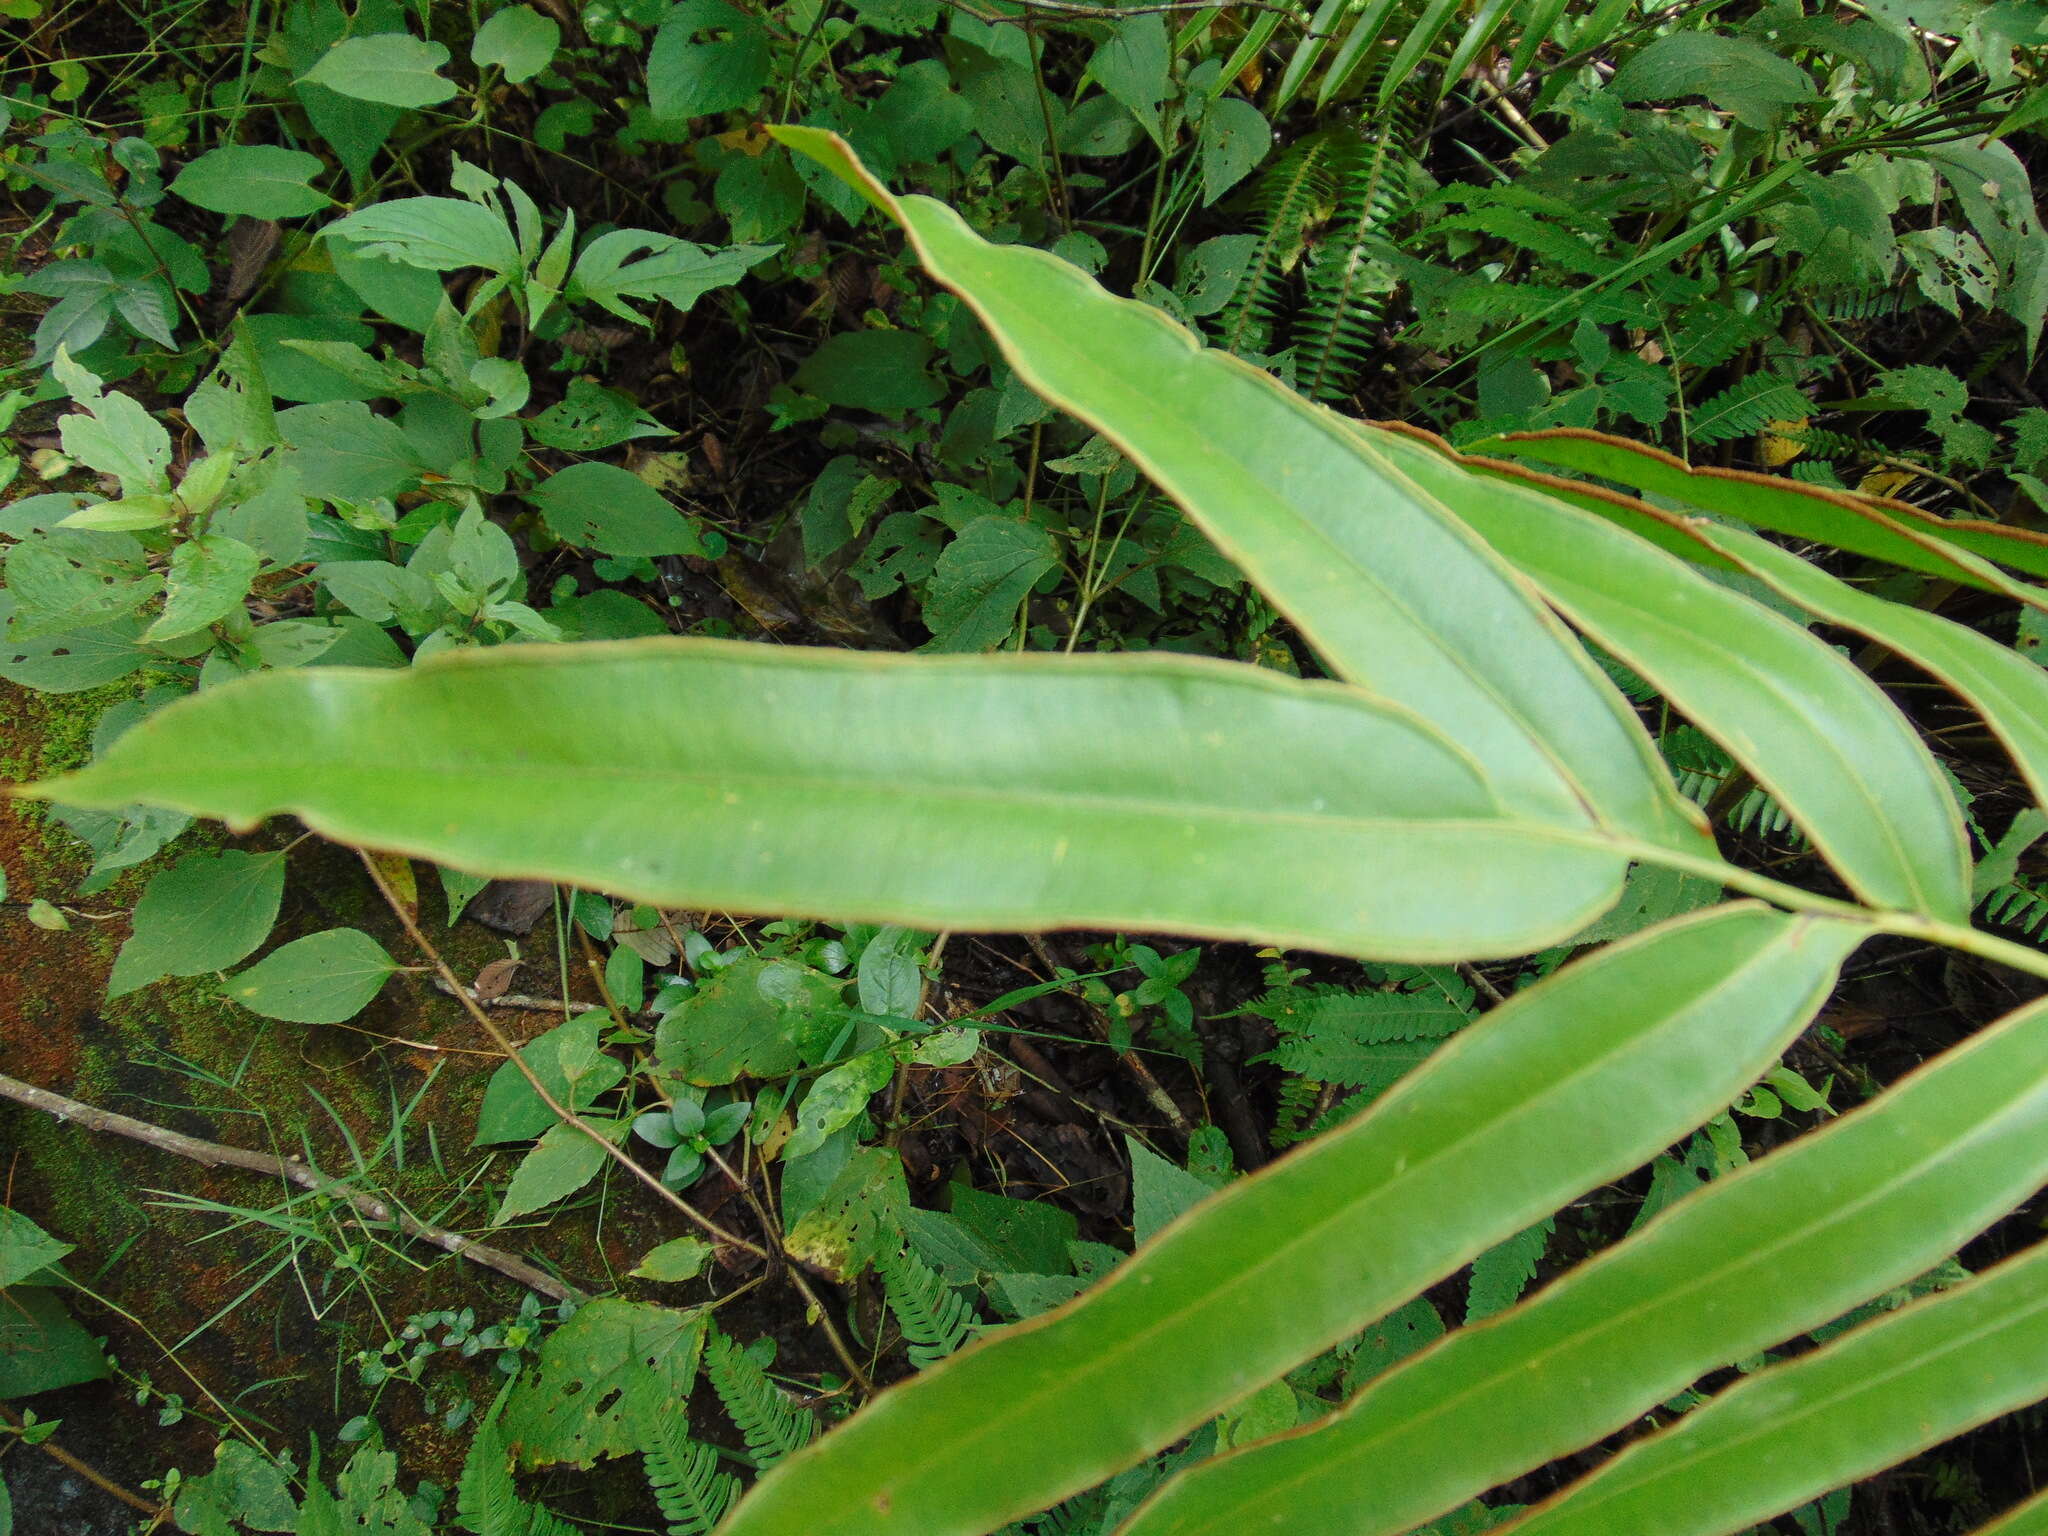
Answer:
[495,1121,612,1224]
[920,516,1057,652]
[145,534,260,644]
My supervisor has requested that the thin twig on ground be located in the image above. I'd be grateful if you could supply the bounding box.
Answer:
[0,1069,582,1303]
[0,1403,166,1517]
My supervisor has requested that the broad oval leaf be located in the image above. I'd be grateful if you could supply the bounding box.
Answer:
[168,145,332,219]
[526,462,710,557]
[719,905,1864,1536]
[1370,429,1971,923]
[1121,988,2048,1536]
[773,128,1708,856]
[1505,1236,2048,1536]
[17,640,1630,962]
[107,849,287,998]
[299,33,457,108]
[471,4,559,83]
[223,927,397,1023]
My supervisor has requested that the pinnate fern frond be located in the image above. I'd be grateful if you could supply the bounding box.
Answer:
[1981,881,2048,939]
[639,1410,739,1536]
[876,1237,980,1368]
[1295,114,1425,402]
[1269,1072,1322,1150]
[705,1329,815,1467]
[1688,374,1811,447]
[1252,982,1472,1098]
[1219,136,1337,358]
[455,1417,579,1536]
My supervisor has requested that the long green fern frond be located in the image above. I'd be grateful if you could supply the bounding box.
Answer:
[456,1421,531,1536]
[1218,136,1337,358]
[1294,110,1426,403]
[456,1415,580,1536]
[875,1237,981,1368]
[639,1410,740,1536]
[705,1329,815,1467]
[1270,1073,1322,1150]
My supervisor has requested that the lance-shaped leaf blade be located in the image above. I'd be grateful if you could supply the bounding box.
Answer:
[1477,427,2048,590]
[1370,430,1971,924]
[1504,1236,2048,1536]
[1120,989,2048,1536]
[718,905,1863,1536]
[1389,426,2048,834]
[17,640,1629,962]
[774,127,1707,855]
[1972,1489,2048,1536]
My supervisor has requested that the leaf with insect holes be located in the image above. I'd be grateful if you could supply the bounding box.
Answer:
[647,0,771,120]
[786,1048,896,1160]
[301,33,457,108]
[526,462,710,557]
[1199,97,1270,206]
[144,534,261,644]
[224,928,398,1023]
[498,1299,706,1467]
[565,233,773,326]
[108,849,287,998]
[170,146,332,218]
